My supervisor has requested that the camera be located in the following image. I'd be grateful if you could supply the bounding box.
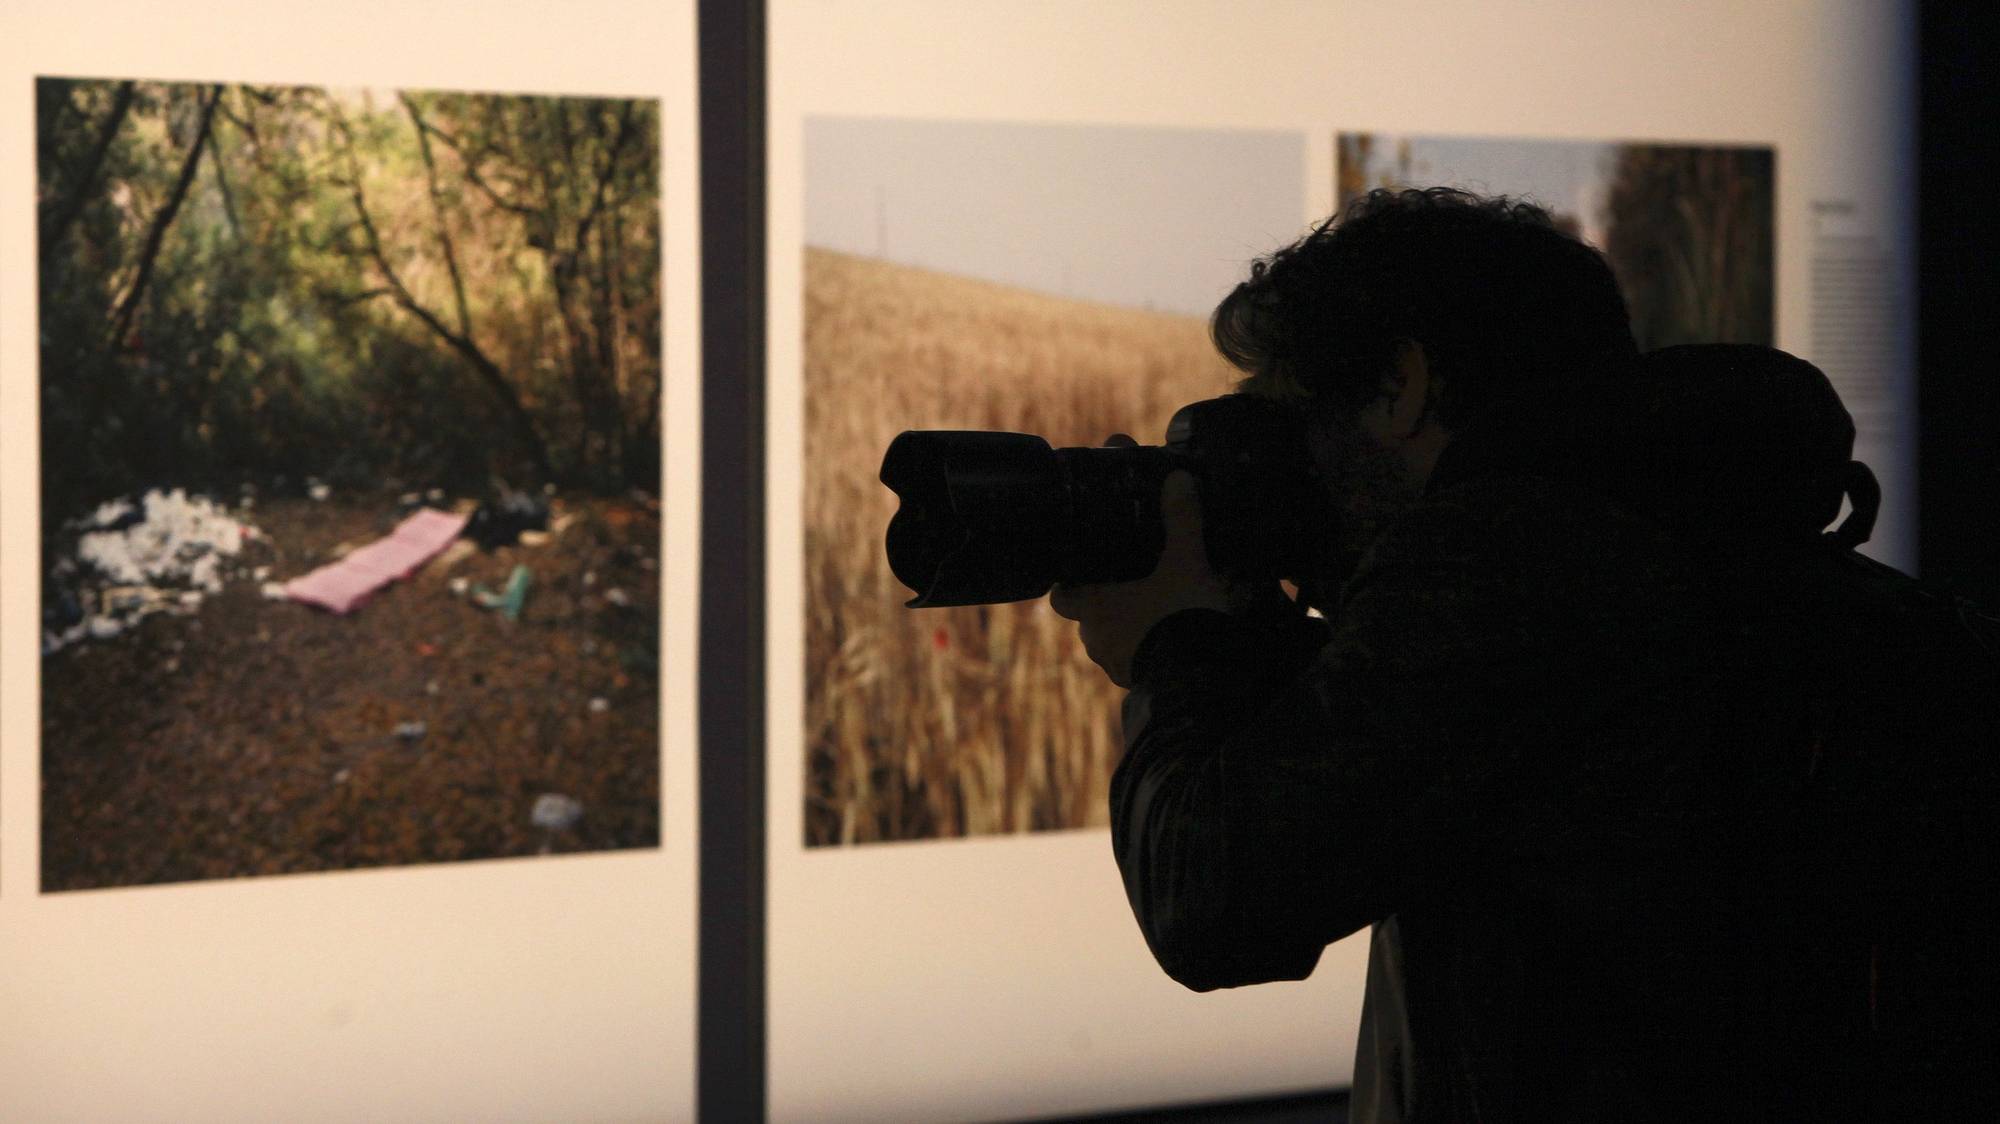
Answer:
[879,395,1330,607]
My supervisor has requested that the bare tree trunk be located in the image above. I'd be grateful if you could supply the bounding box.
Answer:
[402,93,475,337]
[41,79,138,258]
[604,203,629,477]
[105,84,220,355]
[546,247,596,481]
[590,192,621,477]
[205,118,242,238]
[332,106,558,484]
[527,102,599,482]
[573,102,638,487]
[1336,133,1372,209]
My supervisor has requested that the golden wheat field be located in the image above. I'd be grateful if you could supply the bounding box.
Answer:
[804,247,1243,845]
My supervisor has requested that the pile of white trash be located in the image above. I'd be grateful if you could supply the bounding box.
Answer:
[43,488,262,654]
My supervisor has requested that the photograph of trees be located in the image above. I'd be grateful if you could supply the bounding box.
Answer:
[1338,132,1775,351]
[37,77,664,891]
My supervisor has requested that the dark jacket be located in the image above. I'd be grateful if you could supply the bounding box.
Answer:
[1110,347,1998,1120]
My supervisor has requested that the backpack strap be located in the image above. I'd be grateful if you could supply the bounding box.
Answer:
[1822,460,1880,551]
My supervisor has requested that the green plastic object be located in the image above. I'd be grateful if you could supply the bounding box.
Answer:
[472,564,533,622]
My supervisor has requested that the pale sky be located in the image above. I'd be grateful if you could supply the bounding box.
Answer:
[1345,134,1620,247]
[806,117,1306,319]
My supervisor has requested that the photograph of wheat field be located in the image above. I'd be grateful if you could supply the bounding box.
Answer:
[803,118,1305,845]
[1338,132,1775,350]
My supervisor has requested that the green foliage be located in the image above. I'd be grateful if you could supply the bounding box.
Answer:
[36,78,664,527]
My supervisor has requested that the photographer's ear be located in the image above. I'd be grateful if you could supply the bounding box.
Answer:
[1363,339,1437,442]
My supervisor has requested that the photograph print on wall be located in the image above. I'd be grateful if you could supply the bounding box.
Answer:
[1337,131,1776,350]
[802,117,1305,846]
[38,77,665,891]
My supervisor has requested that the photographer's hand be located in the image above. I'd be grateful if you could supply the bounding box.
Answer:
[1050,435,1236,689]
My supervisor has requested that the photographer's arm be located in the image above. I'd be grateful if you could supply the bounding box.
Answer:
[1109,496,1519,992]
[1112,606,1339,989]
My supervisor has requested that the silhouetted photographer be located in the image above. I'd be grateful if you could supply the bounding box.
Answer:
[882,188,1998,1121]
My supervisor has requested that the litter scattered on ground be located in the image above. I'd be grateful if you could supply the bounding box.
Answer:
[448,577,471,597]
[42,489,663,888]
[472,564,533,622]
[465,489,549,549]
[393,721,427,741]
[531,793,584,831]
[434,539,477,571]
[308,481,331,502]
[284,508,471,614]
[102,586,170,615]
[43,489,260,654]
[517,531,551,548]
[260,582,289,600]
[604,588,631,608]
[76,491,247,588]
[588,697,609,714]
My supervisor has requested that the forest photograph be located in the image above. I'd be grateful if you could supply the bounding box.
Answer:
[802,117,1304,846]
[37,77,664,891]
[1337,132,1776,351]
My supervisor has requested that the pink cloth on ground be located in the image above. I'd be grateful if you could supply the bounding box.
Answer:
[284,508,471,614]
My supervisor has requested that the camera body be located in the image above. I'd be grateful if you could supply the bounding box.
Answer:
[880,395,1328,607]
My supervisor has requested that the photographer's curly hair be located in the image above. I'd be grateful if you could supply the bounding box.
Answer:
[1213,187,1638,432]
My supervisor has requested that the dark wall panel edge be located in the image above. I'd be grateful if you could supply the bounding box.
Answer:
[697,0,768,1120]
[1918,1,2000,604]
